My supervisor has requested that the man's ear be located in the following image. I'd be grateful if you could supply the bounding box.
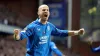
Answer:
[38,11,41,16]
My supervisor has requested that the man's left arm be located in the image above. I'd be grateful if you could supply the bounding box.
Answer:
[51,27,85,37]
[68,28,85,36]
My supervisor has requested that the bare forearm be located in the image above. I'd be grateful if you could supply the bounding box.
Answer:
[68,31,79,36]
[68,28,85,36]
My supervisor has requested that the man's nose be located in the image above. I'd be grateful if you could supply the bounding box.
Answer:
[44,10,48,12]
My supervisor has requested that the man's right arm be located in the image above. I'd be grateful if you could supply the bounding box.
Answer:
[13,24,34,40]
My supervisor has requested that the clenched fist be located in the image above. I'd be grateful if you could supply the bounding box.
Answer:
[13,29,20,40]
[78,28,85,35]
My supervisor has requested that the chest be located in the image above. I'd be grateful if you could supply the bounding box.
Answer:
[34,25,51,37]
[33,25,52,44]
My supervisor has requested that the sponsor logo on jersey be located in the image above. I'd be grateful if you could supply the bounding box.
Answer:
[39,36,48,44]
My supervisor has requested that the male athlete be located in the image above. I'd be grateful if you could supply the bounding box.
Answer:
[14,4,85,56]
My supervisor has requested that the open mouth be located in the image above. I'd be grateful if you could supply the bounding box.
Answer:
[44,14,48,17]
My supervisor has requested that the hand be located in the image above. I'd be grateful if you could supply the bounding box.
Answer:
[13,29,20,40]
[78,28,85,35]
[14,29,20,35]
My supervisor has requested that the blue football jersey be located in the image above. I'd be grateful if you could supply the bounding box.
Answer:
[19,19,68,56]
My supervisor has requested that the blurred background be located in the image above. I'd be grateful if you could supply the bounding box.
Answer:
[0,0,100,56]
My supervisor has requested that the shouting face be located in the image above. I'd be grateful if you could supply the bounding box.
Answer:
[38,5,50,21]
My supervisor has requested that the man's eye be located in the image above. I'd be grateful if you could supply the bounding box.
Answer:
[42,9,45,11]
[42,9,49,11]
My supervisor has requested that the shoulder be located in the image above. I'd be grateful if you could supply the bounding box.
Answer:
[26,21,37,29]
[47,22,55,27]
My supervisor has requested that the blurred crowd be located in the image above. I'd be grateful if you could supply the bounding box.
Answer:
[0,4,33,28]
[0,35,26,56]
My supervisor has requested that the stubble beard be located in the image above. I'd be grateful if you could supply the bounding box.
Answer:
[39,17,48,24]
[42,17,48,22]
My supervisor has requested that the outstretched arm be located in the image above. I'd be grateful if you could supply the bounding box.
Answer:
[51,27,85,37]
[68,28,85,36]
[51,23,85,37]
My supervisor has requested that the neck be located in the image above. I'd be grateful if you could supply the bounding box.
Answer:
[39,19,47,24]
